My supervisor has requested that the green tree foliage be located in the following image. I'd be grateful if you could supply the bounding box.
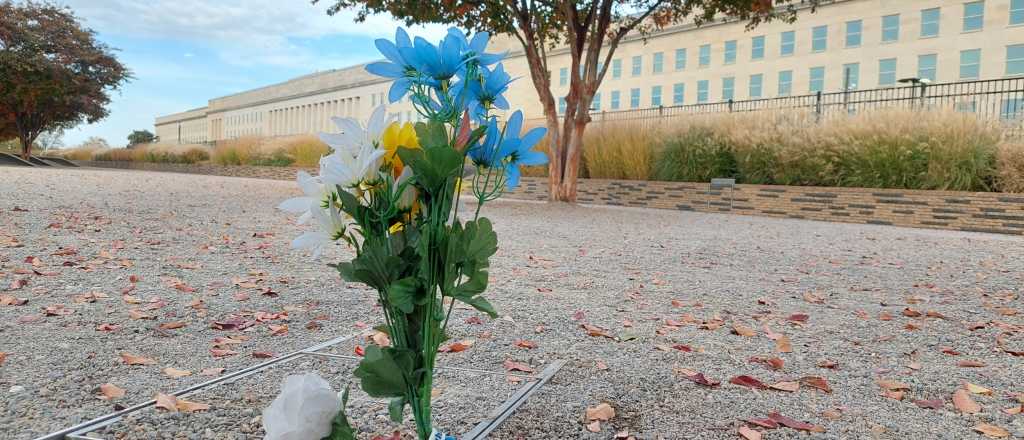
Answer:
[0,1,130,159]
[316,0,817,201]
[127,129,155,147]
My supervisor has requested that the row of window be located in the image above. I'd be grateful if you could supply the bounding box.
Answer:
[556,45,1024,112]
[556,0,1024,85]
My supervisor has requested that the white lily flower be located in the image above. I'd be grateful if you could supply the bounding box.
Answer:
[262,373,341,440]
[320,142,386,189]
[277,171,327,225]
[319,105,394,155]
[291,200,348,259]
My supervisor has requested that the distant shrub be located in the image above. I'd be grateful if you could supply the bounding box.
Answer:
[653,127,737,182]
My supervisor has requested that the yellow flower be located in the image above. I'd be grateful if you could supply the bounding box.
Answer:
[381,122,419,176]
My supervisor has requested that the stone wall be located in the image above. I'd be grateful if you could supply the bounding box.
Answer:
[75,161,1024,235]
[504,177,1024,235]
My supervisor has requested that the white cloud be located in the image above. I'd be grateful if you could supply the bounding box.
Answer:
[64,0,447,67]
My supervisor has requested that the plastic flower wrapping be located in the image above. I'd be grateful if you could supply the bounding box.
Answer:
[268,27,547,440]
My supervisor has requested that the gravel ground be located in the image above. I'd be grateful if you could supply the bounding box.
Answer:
[1,166,1022,440]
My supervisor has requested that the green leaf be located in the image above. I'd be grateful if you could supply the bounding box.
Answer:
[461,218,498,267]
[397,145,463,195]
[388,397,406,423]
[450,269,488,299]
[321,385,356,440]
[334,188,362,218]
[341,238,404,291]
[462,295,498,318]
[414,120,449,148]
[387,277,419,314]
[353,346,415,398]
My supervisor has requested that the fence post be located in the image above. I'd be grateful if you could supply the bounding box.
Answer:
[815,91,822,123]
[919,83,928,109]
[728,99,734,112]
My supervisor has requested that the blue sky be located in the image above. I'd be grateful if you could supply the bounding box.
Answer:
[60,0,445,147]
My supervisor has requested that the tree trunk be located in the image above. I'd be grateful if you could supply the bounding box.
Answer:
[18,135,33,161]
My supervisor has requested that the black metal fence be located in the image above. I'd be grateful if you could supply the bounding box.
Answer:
[534,77,1024,137]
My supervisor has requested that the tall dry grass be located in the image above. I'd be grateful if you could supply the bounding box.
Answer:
[532,109,1019,192]
[212,135,328,167]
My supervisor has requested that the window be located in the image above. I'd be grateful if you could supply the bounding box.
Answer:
[963,1,984,32]
[724,40,737,64]
[675,48,687,70]
[749,74,763,98]
[921,8,940,37]
[845,20,862,47]
[1002,98,1024,120]
[651,86,662,106]
[697,80,709,103]
[778,70,793,96]
[918,54,937,81]
[1012,0,1024,25]
[882,14,900,42]
[558,97,566,114]
[653,52,664,73]
[842,63,859,90]
[699,44,711,67]
[722,77,735,101]
[960,49,981,79]
[1009,44,1024,76]
[812,25,827,52]
[780,31,795,56]
[878,58,897,86]
[751,36,765,60]
[610,90,621,110]
[631,56,642,76]
[809,66,825,92]
[592,92,602,111]
[612,59,622,79]
[673,83,685,105]
[629,88,640,108]
[559,67,568,86]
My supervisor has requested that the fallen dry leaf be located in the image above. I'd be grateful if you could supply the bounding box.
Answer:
[585,402,615,422]
[514,339,538,349]
[800,376,832,393]
[679,370,720,387]
[965,382,993,395]
[974,423,1010,438]
[953,389,982,413]
[120,353,156,366]
[770,381,800,392]
[732,323,756,337]
[730,375,769,390]
[99,383,125,400]
[876,379,910,391]
[163,367,192,378]
[200,367,225,376]
[767,412,826,433]
[439,340,474,353]
[957,360,986,368]
[913,398,944,409]
[159,321,187,330]
[738,426,762,440]
[775,335,793,353]
[503,360,534,373]
[155,393,178,412]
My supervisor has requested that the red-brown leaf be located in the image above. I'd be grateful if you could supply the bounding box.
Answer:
[730,375,768,390]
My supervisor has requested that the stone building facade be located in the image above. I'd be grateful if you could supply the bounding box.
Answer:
[154,0,1024,144]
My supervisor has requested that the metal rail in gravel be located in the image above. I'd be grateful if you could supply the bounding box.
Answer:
[38,334,564,440]
[37,332,361,440]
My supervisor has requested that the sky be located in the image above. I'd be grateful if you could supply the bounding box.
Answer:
[59,0,446,148]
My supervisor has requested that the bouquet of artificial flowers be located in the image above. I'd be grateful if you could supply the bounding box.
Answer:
[264,26,547,440]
